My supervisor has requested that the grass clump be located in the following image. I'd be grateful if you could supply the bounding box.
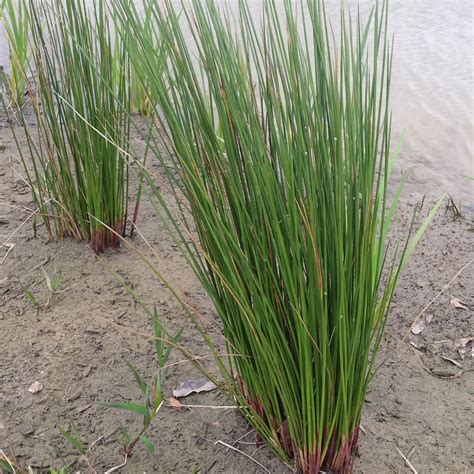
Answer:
[110,0,442,471]
[0,0,30,108]
[10,0,133,253]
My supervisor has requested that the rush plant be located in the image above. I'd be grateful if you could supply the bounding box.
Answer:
[0,0,30,108]
[114,0,440,472]
[11,0,133,253]
[126,0,162,115]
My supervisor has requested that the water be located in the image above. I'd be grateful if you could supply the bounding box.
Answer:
[1,0,473,206]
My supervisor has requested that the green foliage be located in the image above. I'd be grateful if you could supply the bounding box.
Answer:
[0,0,30,107]
[10,0,133,253]
[125,0,163,115]
[114,0,441,472]
[59,425,86,455]
[22,266,65,312]
[22,285,39,308]
[0,459,14,473]
[1,449,69,473]
[139,435,156,454]
[153,305,183,368]
[42,267,64,295]
[100,309,181,456]
[99,401,152,421]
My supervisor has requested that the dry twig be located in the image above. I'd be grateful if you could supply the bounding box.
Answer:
[214,440,270,473]
[396,447,418,474]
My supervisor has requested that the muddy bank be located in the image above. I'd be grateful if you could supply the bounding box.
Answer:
[0,114,473,473]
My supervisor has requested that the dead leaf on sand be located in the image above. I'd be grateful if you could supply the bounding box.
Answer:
[172,379,217,398]
[456,337,474,359]
[411,320,426,335]
[450,296,469,310]
[410,313,433,335]
[169,397,184,411]
[440,356,463,368]
[432,337,473,359]
[456,337,473,348]
[428,364,464,378]
[436,336,472,347]
[28,381,43,394]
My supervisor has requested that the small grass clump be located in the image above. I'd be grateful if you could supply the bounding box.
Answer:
[0,0,30,108]
[11,0,133,253]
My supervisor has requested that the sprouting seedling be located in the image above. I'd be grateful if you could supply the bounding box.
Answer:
[59,424,96,473]
[22,267,68,314]
[0,450,18,474]
[59,425,86,456]
[42,267,64,295]
[22,286,40,309]
[99,305,182,458]
[1,445,69,474]
[41,266,66,309]
[152,304,183,372]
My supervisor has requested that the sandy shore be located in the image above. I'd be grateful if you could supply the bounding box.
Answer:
[0,110,473,473]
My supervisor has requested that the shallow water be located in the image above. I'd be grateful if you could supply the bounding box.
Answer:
[1,0,473,206]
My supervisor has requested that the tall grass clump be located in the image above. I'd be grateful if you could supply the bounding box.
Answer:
[115,0,439,471]
[12,0,132,253]
[0,0,30,108]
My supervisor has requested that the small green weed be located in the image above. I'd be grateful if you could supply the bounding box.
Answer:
[100,306,182,457]
[22,267,66,314]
